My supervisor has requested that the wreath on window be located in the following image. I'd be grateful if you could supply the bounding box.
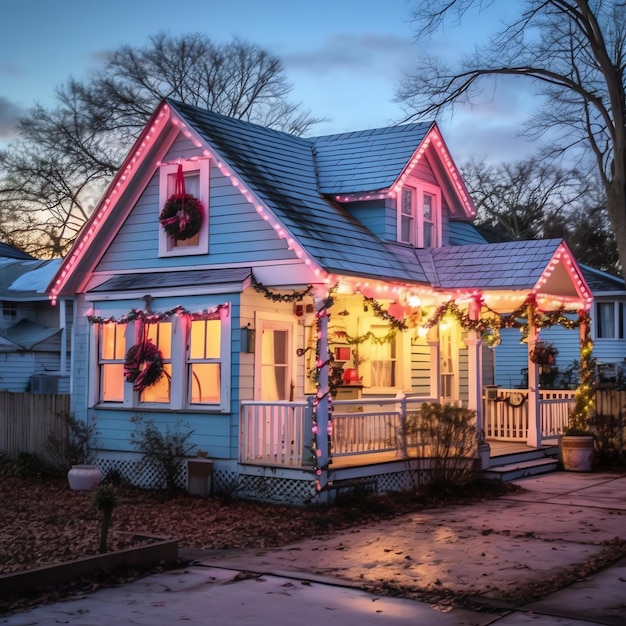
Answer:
[159,164,204,240]
[124,340,164,392]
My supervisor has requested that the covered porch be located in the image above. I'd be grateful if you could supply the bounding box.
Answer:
[239,392,572,471]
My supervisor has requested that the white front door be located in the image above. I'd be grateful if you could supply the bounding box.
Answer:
[255,316,295,400]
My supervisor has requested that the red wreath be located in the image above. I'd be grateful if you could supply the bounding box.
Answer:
[124,340,164,392]
[159,164,204,240]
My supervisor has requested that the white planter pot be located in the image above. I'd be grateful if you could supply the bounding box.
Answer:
[561,436,594,472]
[68,464,102,490]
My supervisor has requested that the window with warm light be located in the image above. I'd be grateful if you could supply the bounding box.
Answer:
[98,323,127,402]
[397,182,440,248]
[139,322,173,404]
[158,159,210,257]
[188,319,222,404]
[595,301,625,339]
[92,307,230,411]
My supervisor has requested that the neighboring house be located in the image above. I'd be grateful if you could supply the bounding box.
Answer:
[48,100,591,503]
[0,243,71,393]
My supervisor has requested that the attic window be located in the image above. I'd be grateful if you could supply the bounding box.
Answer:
[397,182,441,248]
[158,159,210,257]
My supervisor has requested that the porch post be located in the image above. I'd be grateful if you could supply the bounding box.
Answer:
[466,297,484,440]
[526,308,541,448]
[313,292,330,487]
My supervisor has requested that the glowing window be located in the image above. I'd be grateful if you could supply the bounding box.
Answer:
[188,319,222,404]
[139,323,172,404]
[99,323,126,402]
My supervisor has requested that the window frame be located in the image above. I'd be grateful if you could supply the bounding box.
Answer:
[91,305,231,412]
[594,300,625,340]
[358,317,410,394]
[397,181,441,248]
[158,159,210,257]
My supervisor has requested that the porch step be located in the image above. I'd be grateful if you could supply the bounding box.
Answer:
[482,457,559,481]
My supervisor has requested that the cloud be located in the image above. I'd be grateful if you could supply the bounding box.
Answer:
[283,33,414,79]
[0,96,24,140]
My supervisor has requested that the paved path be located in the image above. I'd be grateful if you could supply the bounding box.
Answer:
[3,472,626,625]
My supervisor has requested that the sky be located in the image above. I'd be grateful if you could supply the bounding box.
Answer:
[0,0,537,164]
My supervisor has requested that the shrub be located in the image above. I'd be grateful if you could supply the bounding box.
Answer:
[93,484,118,553]
[400,402,479,489]
[46,412,99,471]
[129,416,196,496]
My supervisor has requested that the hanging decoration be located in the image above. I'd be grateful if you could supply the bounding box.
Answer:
[159,164,204,240]
[124,338,164,392]
[87,303,228,325]
[360,294,408,331]
[251,276,313,302]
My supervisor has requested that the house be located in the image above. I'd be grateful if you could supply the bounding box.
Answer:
[48,99,592,504]
[0,243,70,393]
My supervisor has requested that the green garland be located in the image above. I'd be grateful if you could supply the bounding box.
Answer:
[88,303,227,325]
[251,276,313,302]
[361,295,408,330]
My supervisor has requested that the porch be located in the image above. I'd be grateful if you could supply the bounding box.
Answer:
[239,390,573,470]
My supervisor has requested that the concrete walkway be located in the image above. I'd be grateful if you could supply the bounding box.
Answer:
[2,472,625,625]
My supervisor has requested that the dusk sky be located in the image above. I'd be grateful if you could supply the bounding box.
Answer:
[0,0,536,164]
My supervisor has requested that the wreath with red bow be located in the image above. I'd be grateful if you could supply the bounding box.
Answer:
[159,164,204,240]
[124,340,164,392]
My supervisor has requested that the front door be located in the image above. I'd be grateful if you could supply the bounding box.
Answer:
[255,316,294,401]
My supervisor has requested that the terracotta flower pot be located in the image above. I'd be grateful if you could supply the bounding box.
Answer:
[68,464,102,490]
[561,435,594,472]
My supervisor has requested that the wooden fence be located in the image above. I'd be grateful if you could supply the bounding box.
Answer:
[595,388,626,417]
[0,392,70,460]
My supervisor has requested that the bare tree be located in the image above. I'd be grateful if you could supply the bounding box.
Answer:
[398,1,626,278]
[0,33,321,258]
[462,157,619,272]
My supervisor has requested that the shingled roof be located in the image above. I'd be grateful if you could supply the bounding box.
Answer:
[169,100,429,283]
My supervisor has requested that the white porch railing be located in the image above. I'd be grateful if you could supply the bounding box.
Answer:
[484,388,576,442]
[240,396,437,467]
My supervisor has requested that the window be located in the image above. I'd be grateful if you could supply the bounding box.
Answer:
[397,182,440,247]
[2,301,17,320]
[595,301,625,339]
[188,319,222,404]
[140,322,172,404]
[93,305,230,410]
[369,324,397,387]
[98,323,127,402]
[158,159,210,257]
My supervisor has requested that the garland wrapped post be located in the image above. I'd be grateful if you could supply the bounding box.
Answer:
[159,164,204,240]
[568,313,595,434]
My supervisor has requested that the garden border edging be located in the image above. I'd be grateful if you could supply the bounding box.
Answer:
[0,534,178,597]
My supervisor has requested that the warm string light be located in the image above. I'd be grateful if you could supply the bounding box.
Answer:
[87,303,228,325]
[50,104,172,305]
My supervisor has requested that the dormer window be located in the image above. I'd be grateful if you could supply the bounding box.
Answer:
[158,159,210,257]
[398,182,440,248]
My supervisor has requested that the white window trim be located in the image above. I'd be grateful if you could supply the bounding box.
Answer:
[158,158,210,257]
[91,305,231,412]
[594,299,625,340]
[358,317,410,395]
[397,181,441,248]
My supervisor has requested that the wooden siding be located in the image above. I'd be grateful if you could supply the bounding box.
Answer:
[343,199,391,240]
[72,292,243,461]
[95,134,297,274]
[410,339,432,395]
[0,352,35,392]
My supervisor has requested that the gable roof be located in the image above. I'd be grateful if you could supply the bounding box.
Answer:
[0,242,34,260]
[167,100,430,283]
[311,123,433,194]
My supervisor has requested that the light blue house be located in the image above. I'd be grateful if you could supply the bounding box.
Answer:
[0,243,70,393]
[49,100,593,503]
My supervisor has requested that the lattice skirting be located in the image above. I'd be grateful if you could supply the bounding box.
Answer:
[91,452,428,506]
